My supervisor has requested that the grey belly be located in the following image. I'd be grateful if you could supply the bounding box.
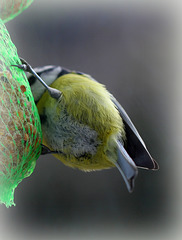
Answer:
[41,107,100,157]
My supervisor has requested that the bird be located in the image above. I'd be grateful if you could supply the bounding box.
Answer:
[13,58,159,192]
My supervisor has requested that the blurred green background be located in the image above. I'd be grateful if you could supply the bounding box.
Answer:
[0,1,179,240]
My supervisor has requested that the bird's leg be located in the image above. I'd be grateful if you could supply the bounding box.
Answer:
[12,58,62,100]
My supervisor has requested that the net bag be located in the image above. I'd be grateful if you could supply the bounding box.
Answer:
[0,0,34,23]
[0,18,42,207]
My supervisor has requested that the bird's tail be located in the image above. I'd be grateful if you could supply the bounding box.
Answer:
[114,141,138,192]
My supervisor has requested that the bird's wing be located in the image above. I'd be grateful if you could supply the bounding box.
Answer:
[111,95,158,170]
[82,72,158,170]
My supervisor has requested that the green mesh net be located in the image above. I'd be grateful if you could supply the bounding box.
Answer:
[0,18,42,207]
[0,0,34,23]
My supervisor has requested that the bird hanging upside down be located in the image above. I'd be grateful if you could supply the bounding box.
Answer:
[13,58,159,192]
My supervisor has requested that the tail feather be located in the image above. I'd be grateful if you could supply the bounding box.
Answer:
[115,141,138,192]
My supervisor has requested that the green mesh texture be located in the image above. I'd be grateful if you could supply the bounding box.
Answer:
[0,0,34,23]
[0,18,42,207]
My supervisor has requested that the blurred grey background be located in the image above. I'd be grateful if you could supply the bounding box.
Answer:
[0,1,178,240]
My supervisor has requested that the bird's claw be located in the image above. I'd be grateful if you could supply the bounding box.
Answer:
[11,57,33,74]
[12,57,62,100]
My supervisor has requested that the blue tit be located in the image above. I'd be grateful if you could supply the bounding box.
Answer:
[14,59,159,192]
